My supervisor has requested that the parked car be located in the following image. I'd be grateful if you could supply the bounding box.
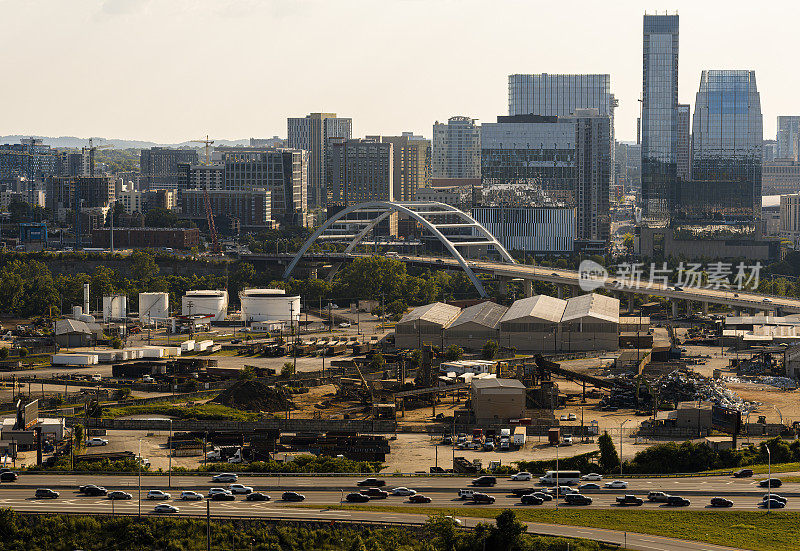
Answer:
[229,484,253,495]
[665,496,690,507]
[733,469,754,478]
[245,492,271,501]
[210,492,235,501]
[520,494,544,505]
[360,488,389,499]
[760,478,782,488]
[605,480,628,489]
[647,491,671,503]
[338,322,351,328]
[153,504,180,514]
[346,492,371,503]
[180,491,204,501]
[391,487,416,496]
[86,437,108,447]
[81,486,107,496]
[710,497,733,508]
[564,493,593,506]
[409,494,432,504]
[580,473,603,481]
[615,495,644,506]
[281,492,305,502]
[147,490,171,500]
[567,413,577,421]
[578,483,601,491]
[1,471,19,482]
[212,473,238,483]
[35,488,59,499]
[356,478,385,487]
[471,476,496,487]
[510,472,532,481]
[471,493,496,504]
[107,491,132,500]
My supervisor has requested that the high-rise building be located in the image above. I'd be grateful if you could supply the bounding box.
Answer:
[777,116,800,159]
[0,138,57,182]
[287,113,352,209]
[574,112,612,248]
[684,70,762,227]
[677,104,691,182]
[431,116,481,179]
[508,74,613,119]
[327,138,393,204]
[372,133,431,202]
[140,147,199,190]
[762,160,800,195]
[763,140,778,163]
[641,13,679,224]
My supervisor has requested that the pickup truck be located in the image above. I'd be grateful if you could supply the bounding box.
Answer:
[615,495,644,506]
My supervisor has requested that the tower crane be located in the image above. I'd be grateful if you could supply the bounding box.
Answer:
[190,135,221,254]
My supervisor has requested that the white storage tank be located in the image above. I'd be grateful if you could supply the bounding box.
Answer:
[182,290,228,321]
[240,288,301,324]
[139,292,169,324]
[103,295,127,322]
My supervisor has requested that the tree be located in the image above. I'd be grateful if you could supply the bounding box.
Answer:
[598,431,620,473]
[443,344,463,361]
[425,514,460,551]
[130,250,159,284]
[17,347,27,358]
[0,348,7,360]
[73,424,84,450]
[490,509,526,551]
[281,362,295,378]
[111,337,123,349]
[369,352,386,371]
[623,233,635,254]
[144,207,177,228]
[482,340,499,360]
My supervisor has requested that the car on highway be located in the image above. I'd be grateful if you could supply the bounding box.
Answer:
[564,493,592,506]
[578,483,600,491]
[647,491,671,503]
[78,484,105,494]
[245,492,270,501]
[281,492,305,502]
[153,504,180,514]
[34,488,59,499]
[580,473,603,481]
[229,484,253,495]
[360,488,389,499]
[520,494,544,505]
[665,496,690,507]
[546,486,577,498]
[408,494,431,504]
[210,492,236,501]
[471,476,496,487]
[510,472,532,481]
[471,493,496,504]
[147,490,171,500]
[356,478,385,487]
[531,492,552,502]
[763,298,773,303]
[763,494,787,504]
[86,437,108,447]
[760,478,782,488]
[80,485,107,496]
[179,491,204,501]
[338,322,351,328]
[391,487,416,496]
[345,492,370,503]
[0,471,18,482]
[615,495,644,506]
[604,480,628,489]
[510,487,537,497]
[107,491,132,500]
[710,497,733,508]
[457,489,475,500]
[733,468,754,478]
[762,498,786,509]
[211,473,238,483]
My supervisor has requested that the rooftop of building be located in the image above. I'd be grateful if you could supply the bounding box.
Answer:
[500,295,567,324]
[561,293,620,324]
[448,301,507,330]
[398,302,461,327]
[471,378,526,390]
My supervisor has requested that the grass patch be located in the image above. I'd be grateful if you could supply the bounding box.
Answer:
[292,505,800,551]
[703,462,800,475]
[103,402,261,421]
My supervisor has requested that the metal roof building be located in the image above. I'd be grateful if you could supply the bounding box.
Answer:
[499,295,567,352]
[395,302,462,349]
[54,318,102,348]
[444,301,507,350]
[471,378,526,421]
[561,293,619,351]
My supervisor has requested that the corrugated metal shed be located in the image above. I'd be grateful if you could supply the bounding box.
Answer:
[561,293,619,323]
[500,295,567,324]
[398,302,461,328]
[55,319,91,335]
[449,301,507,329]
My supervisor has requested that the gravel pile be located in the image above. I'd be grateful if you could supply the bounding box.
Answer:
[213,379,294,412]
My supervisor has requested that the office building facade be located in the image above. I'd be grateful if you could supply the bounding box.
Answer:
[763,140,778,163]
[763,160,800,195]
[376,133,431,201]
[780,193,800,244]
[777,116,800,160]
[0,139,57,182]
[287,113,352,210]
[140,147,199,190]
[508,74,613,119]
[471,206,575,253]
[180,189,271,229]
[641,14,679,224]
[431,116,481,179]
[677,103,691,181]
[327,138,393,204]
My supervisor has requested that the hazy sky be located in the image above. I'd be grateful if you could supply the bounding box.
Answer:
[0,0,795,144]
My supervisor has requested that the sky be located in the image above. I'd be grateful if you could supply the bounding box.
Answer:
[0,0,795,144]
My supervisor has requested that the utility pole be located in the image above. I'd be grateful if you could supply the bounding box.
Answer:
[206,499,211,550]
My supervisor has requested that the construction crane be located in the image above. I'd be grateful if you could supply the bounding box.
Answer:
[190,135,221,254]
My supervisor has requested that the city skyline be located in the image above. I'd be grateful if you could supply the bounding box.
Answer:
[0,0,797,144]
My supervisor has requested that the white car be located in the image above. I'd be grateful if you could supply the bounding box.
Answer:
[229,484,253,495]
[212,473,238,483]
[567,413,577,421]
[444,515,462,526]
[146,490,171,500]
[338,322,351,328]
[605,480,628,489]
[86,437,108,447]
[581,473,603,481]
[510,472,532,481]
[562,435,573,445]
[559,414,568,421]
[207,488,232,498]
[391,487,417,496]
[180,491,203,501]
[153,504,179,514]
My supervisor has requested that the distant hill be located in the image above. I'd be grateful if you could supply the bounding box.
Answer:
[0,135,253,149]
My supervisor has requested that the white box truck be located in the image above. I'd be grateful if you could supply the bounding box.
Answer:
[513,426,527,448]
[499,428,511,450]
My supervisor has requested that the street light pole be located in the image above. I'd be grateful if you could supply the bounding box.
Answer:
[138,438,141,517]
[168,419,173,488]
[620,419,631,476]
[766,445,772,513]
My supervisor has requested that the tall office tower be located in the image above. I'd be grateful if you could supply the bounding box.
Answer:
[641,13,679,224]
[0,138,56,183]
[677,104,691,181]
[327,138,393,204]
[574,111,612,248]
[374,133,431,201]
[287,113,352,210]
[777,116,800,159]
[140,147,199,190]
[685,70,762,228]
[763,140,777,163]
[431,116,481,179]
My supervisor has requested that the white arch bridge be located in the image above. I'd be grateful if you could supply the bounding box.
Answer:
[282,201,516,297]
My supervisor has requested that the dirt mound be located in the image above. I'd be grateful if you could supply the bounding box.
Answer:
[213,379,294,412]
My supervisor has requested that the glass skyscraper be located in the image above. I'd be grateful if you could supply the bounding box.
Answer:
[683,70,762,228]
[777,116,800,160]
[641,14,679,224]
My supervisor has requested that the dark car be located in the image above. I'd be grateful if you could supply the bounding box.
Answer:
[245,492,270,501]
[356,478,385,487]
[511,488,536,497]
[733,469,754,478]
[107,491,132,500]
[471,476,497,487]
[520,494,544,505]
[281,491,305,502]
[760,478,782,488]
[564,493,592,506]
[471,493,496,504]
[0,471,18,482]
[360,488,389,499]
[210,492,236,501]
[532,491,553,502]
[763,498,786,509]
[665,496,690,507]
[346,492,370,503]
[615,495,643,506]
[78,484,105,495]
[34,488,59,499]
[409,494,432,504]
[763,494,787,504]
[82,486,107,496]
[710,497,733,508]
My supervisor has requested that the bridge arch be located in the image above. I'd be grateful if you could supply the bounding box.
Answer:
[282,201,516,297]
